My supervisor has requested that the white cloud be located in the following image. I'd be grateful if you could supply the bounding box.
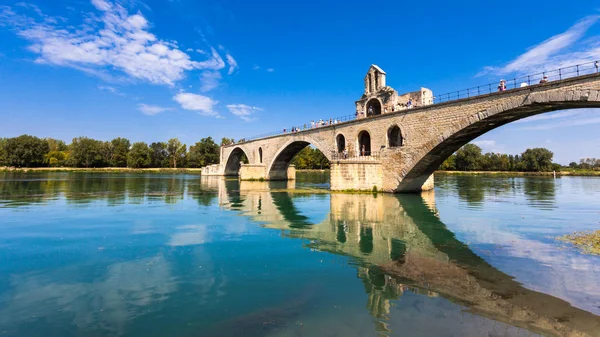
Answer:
[225,53,237,75]
[472,139,506,153]
[200,71,221,92]
[479,16,600,76]
[515,110,585,123]
[173,92,219,116]
[252,64,260,70]
[98,85,125,96]
[137,103,172,115]
[266,68,274,72]
[226,104,262,121]
[519,114,600,130]
[1,1,228,86]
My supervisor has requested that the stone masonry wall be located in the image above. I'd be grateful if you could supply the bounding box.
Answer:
[330,161,382,191]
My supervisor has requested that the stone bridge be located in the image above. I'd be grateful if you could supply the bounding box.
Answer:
[203,66,600,192]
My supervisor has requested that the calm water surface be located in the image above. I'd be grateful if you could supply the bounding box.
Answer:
[1,172,600,337]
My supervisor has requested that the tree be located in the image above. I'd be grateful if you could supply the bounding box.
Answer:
[521,148,554,172]
[439,154,456,170]
[0,138,8,166]
[110,137,131,167]
[166,138,186,168]
[187,137,219,167]
[569,162,579,169]
[127,142,151,168]
[220,137,235,147]
[47,138,67,152]
[4,135,49,167]
[454,144,482,171]
[150,142,168,168]
[69,137,105,168]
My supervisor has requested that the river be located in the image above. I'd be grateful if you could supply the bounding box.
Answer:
[1,172,599,336]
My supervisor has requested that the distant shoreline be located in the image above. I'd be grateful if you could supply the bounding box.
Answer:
[1,167,203,174]
[2,167,599,177]
[435,170,600,177]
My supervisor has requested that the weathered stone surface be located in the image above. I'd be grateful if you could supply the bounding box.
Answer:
[209,72,600,193]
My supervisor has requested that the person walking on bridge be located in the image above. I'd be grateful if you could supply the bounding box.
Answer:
[497,79,507,91]
[539,75,548,84]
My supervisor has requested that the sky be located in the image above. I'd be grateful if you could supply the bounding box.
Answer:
[0,0,599,164]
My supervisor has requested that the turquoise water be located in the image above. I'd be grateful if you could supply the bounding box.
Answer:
[1,172,600,336]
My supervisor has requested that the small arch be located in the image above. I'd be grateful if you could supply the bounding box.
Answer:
[366,98,381,116]
[358,130,371,156]
[336,134,346,153]
[258,147,263,163]
[387,125,403,147]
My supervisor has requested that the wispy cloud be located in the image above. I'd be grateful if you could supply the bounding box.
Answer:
[479,16,600,76]
[137,103,172,115]
[472,139,506,153]
[173,92,219,117]
[252,64,260,70]
[266,68,274,72]
[226,104,262,121]
[98,85,125,96]
[518,113,600,130]
[225,53,237,75]
[1,1,228,86]
[515,109,599,130]
[200,71,221,92]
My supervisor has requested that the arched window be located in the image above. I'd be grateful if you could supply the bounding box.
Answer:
[358,130,371,156]
[336,134,346,153]
[366,98,381,116]
[387,125,403,147]
[258,147,263,163]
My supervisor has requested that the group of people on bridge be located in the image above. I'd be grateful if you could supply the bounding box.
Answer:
[283,118,343,134]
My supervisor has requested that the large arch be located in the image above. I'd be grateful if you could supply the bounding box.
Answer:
[267,138,332,180]
[395,94,600,191]
[224,147,249,176]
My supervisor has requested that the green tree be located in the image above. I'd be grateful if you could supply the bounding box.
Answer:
[69,137,105,168]
[521,148,554,172]
[568,162,578,169]
[127,142,151,168]
[220,137,235,146]
[454,144,482,171]
[187,137,219,167]
[150,142,168,168]
[0,138,8,166]
[110,137,131,167]
[439,154,456,170]
[47,138,67,152]
[166,138,187,168]
[4,135,49,167]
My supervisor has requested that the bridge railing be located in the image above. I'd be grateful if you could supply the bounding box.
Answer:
[432,60,600,104]
[240,60,600,143]
[331,150,381,161]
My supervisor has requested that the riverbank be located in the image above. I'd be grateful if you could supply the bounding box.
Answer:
[435,170,600,177]
[1,167,203,174]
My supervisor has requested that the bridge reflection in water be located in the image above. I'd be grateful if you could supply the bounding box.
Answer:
[202,177,600,337]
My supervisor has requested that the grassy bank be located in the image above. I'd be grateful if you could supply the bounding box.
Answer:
[1,167,203,174]
[435,170,600,177]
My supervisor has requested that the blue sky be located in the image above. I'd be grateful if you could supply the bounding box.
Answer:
[0,0,599,164]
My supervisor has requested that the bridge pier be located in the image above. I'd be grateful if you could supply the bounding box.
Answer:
[239,164,296,181]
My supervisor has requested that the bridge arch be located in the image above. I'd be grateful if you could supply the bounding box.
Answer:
[224,147,249,176]
[395,90,600,191]
[267,135,332,180]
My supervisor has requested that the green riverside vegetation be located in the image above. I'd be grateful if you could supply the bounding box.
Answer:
[0,135,331,170]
